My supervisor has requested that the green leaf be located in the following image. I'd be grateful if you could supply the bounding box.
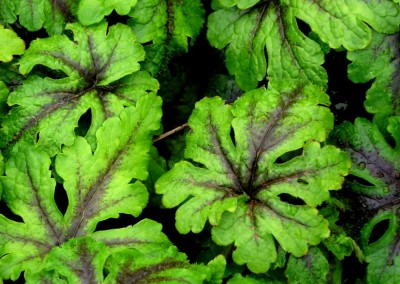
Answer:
[0,81,9,118]
[28,237,109,283]
[128,0,205,75]
[0,25,25,62]
[0,150,3,181]
[77,0,137,26]
[228,273,286,284]
[27,219,177,283]
[320,202,364,262]
[0,94,162,280]
[156,81,350,272]
[0,0,16,24]
[208,0,400,90]
[3,0,76,35]
[286,0,400,47]
[104,249,225,284]
[56,96,161,236]
[332,117,400,213]
[285,246,329,284]
[0,21,158,156]
[14,0,46,31]
[361,209,400,284]
[348,31,400,130]
[207,2,327,91]
[26,219,190,283]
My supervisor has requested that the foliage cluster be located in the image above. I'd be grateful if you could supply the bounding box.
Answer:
[0,0,399,283]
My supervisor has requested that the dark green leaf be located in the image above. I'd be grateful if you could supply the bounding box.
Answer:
[0,0,16,24]
[128,0,205,75]
[361,208,400,284]
[332,117,400,213]
[228,273,285,284]
[285,246,329,284]
[207,2,326,90]
[208,0,400,90]
[348,31,400,130]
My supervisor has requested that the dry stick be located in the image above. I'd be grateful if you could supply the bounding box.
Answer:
[153,123,188,142]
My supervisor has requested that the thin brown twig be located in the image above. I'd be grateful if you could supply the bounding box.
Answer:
[153,123,188,142]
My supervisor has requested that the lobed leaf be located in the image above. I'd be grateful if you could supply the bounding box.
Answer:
[0,93,162,280]
[208,0,400,90]
[285,246,329,284]
[77,0,138,26]
[0,21,158,156]
[207,1,326,91]
[285,0,400,48]
[320,204,364,262]
[156,81,350,272]
[348,31,400,131]
[361,209,400,284]
[104,248,226,283]
[228,273,285,284]
[332,117,400,213]
[0,0,16,24]
[128,0,205,75]
[4,0,75,34]
[0,25,25,62]
[0,0,137,35]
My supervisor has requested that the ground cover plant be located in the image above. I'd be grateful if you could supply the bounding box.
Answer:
[0,0,399,283]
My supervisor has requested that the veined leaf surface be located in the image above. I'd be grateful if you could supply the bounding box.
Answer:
[208,0,400,90]
[348,31,400,131]
[156,81,350,272]
[0,0,137,34]
[333,116,400,212]
[285,246,329,284]
[26,221,224,283]
[128,0,205,75]
[0,21,158,156]
[0,93,162,281]
[77,0,138,26]
[104,248,226,283]
[361,209,400,284]
[332,116,400,283]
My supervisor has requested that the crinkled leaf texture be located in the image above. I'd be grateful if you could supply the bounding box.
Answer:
[77,0,138,26]
[0,0,77,35]
[156,81,350,273]
[0,25,25,62]
[207,0,400,91]
[348,31,400,131]
[0,21,159,156]
[0,93,163,281]
[0,0,138,35]
[332,116,400,212]
[128,0,205,75]
[104,248,225,283]
[27,229,225,283]
[320,203,364,262]
[207,1,326,91]
[227,273,285,284]
[285,246,329,284]
[361,208,400,284]
[282,203,363,283]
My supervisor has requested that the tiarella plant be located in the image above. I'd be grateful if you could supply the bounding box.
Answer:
[0,0,399,283]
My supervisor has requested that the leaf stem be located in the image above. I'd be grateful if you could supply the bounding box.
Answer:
[153,123,188,142]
